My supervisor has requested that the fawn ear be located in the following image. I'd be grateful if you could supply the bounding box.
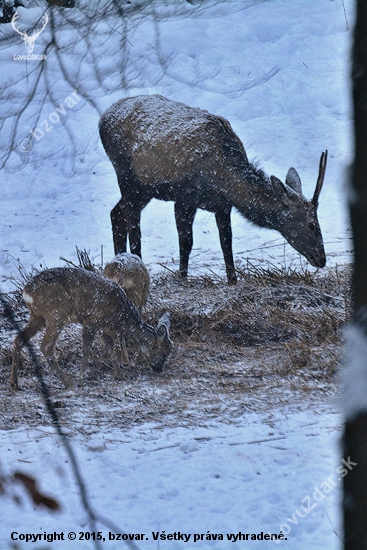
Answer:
[157,312,170,338]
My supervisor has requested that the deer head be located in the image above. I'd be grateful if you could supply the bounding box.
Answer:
[12,12,48,54]
[270,150,328,268]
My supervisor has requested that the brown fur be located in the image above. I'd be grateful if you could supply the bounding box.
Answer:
[103,253,150,311]
[10,267,171,390]
[99,94,326,283]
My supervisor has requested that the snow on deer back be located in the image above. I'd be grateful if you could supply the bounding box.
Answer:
[103,253,150,311]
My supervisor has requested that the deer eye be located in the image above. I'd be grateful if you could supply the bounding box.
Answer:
[308,221,316,230]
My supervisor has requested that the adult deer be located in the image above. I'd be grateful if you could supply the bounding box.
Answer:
[10,267,171,391]
[99,94,327,283]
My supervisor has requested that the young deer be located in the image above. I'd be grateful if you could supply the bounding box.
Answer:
[99,94,327,284]
[10,267,172,391]
[103,253,150,311]
[103,253,150,362]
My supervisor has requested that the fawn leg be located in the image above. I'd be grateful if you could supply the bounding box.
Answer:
[10,313,45,391]
[41,323,72,388]
[78,326,96,385]
[102,334,125,379]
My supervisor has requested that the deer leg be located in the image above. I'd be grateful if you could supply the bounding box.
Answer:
[101,334,125,379]
[215,208,237,284]
[112,340,125,379]
[174,200,196,278]
[111,194,146,258]
[78,326,96,385]
[128,207,142,258]
[40,323,72,388]
[111,200,128,255]
[10,313,45,391]
[120,337,129,364]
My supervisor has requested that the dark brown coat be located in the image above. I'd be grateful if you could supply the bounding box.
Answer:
[99,94,326,283]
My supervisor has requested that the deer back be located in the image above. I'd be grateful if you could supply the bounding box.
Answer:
[103,253,150,310]
[99,94,248,199]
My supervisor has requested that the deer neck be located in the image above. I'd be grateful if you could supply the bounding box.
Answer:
[128,321,156,346]
[229,165,288,231]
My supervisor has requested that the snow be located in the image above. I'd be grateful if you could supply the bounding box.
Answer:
[0,0,354,548]
[2,406,343,549]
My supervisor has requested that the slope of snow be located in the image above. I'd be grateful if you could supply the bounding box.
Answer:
[0,0,353,289]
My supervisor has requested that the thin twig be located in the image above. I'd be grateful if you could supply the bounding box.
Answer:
[1,293,140,550]
[341,0,349,30]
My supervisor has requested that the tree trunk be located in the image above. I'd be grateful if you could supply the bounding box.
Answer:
[343,2,367,549]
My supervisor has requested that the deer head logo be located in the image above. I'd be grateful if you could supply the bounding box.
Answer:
[11,12,48,54]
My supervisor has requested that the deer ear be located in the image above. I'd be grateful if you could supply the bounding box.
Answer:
[157,312,170,338]
[285,167,302,195]
[271,175,299,206]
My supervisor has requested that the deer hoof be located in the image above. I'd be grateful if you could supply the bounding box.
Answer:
[76,375,86,387]
[114,367,124,380]
[10,380,19,392]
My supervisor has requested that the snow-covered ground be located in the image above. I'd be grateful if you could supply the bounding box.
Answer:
[0,1,354,548]
[2,404,342,550]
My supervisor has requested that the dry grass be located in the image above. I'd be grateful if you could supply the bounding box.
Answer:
[0,261,351,433]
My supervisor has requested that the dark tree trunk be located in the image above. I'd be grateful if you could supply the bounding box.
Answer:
[46,0,75,6]
[343,2,367,549]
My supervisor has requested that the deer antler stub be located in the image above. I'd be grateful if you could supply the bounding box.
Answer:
[312,150,328,208]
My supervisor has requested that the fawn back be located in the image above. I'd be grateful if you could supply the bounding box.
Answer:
[103,252,150,311]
